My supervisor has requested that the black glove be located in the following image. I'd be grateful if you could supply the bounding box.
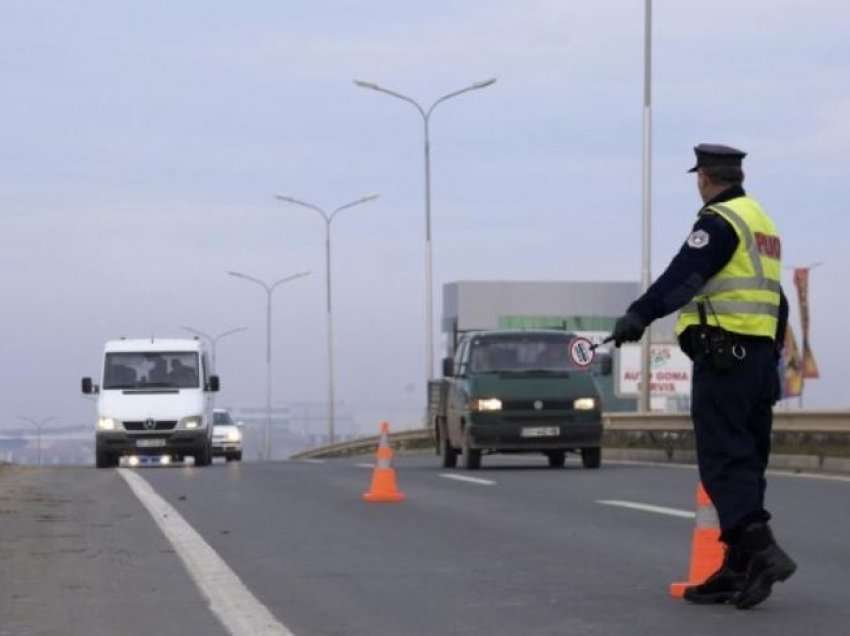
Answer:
[612,312,646,347]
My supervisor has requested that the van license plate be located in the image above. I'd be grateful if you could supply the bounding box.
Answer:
[136,439,166,448]
[521,426,560,438]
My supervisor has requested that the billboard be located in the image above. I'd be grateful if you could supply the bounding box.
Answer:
[615,344,692,398]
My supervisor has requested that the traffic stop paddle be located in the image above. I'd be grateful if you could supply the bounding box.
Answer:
[589,336,614,352]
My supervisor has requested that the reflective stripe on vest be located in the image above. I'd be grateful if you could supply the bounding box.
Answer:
[675,196,781,339]
[712,204,765,278]
[698,277,781,294]
[681,300,780,316]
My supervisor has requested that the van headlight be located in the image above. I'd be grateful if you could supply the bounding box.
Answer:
[97,417,117,431]
[226,429,242,442]
[180,415,204,430]
[472,398,503,412]
[573,398,597,411]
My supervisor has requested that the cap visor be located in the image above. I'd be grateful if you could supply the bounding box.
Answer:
[687,165,699,173]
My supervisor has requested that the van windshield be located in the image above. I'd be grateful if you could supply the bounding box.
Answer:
[103,352,200,389]
[468,335,583,373]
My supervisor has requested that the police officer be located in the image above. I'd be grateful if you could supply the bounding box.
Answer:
[611,144,796,609]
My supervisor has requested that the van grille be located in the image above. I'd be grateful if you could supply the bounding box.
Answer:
[123,420,178,431]
[501,400,572,411]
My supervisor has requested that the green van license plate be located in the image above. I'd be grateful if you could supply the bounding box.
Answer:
[520,426,560,438]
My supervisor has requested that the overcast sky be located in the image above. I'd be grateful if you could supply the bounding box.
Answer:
[2,1,848,434]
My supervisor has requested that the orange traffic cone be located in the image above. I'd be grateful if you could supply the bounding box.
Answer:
[362,422,405,503]
[669,482,725,598]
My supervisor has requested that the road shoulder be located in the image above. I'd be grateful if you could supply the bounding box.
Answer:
[0,465,227,636]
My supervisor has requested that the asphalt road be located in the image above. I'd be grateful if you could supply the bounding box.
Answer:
[3,454,849,635]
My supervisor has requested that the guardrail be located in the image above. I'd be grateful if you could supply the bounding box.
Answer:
[291,410,850,471]
[291,428,431,460]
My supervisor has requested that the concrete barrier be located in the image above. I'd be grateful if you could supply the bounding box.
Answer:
[291,410,850,472]
[603,410,850,467]
[603,410,850,432]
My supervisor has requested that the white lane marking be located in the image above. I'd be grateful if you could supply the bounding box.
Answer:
[440,473,497,486]
[118,469,295,636]
[355,463,374,469]
[597,499,695,519]
[295,459,326,464]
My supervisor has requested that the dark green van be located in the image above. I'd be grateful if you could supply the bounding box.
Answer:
[428,330,603,470]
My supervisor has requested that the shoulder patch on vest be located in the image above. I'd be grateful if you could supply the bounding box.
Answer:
[687,229,710,249]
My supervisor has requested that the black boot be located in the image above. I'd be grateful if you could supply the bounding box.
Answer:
[683,545,748,604]
[735,522,797,610]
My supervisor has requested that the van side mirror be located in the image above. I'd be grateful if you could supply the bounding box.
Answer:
[81,377,97,394]
[442,358,454,378]
[236,421,244,428]
[207,375,220,392]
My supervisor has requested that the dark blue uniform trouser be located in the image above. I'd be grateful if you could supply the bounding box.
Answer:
[690,337,778,543]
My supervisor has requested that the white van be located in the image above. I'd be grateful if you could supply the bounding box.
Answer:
[81,338,220,468]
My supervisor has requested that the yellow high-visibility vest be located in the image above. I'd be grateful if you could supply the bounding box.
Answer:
[675,196,782,340]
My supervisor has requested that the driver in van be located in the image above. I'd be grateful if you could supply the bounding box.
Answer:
[148,358,168,384]
[108,363,137,386]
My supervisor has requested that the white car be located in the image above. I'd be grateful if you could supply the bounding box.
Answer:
[82,338,219,468]
[212,409,243,462]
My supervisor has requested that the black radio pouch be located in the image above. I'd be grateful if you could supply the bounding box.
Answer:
[696,301,735,371]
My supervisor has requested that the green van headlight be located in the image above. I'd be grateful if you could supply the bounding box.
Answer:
[473,398,503,412]
[573,398,597,411]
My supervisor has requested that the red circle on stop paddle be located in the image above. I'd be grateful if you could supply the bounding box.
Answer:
[569,337,595,367]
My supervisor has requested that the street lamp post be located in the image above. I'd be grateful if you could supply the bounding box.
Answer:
[639,0,653,413]
[227,270,309,460]
[275,194,380,445]
[179,325,248,373]
[17,415,55,466]
[354,77,497,383]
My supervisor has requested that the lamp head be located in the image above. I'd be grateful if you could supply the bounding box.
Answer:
[473,78,497,89]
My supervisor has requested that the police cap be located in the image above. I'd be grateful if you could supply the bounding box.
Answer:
[688,143,747,173]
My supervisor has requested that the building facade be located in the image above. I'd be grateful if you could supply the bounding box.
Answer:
[442,280,676,353]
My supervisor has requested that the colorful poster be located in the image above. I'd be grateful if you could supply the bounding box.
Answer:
[781,325,804,398]
[615,344,692,398]
[793,268,820,379]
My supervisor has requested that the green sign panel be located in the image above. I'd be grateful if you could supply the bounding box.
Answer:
[498,315,617,331]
